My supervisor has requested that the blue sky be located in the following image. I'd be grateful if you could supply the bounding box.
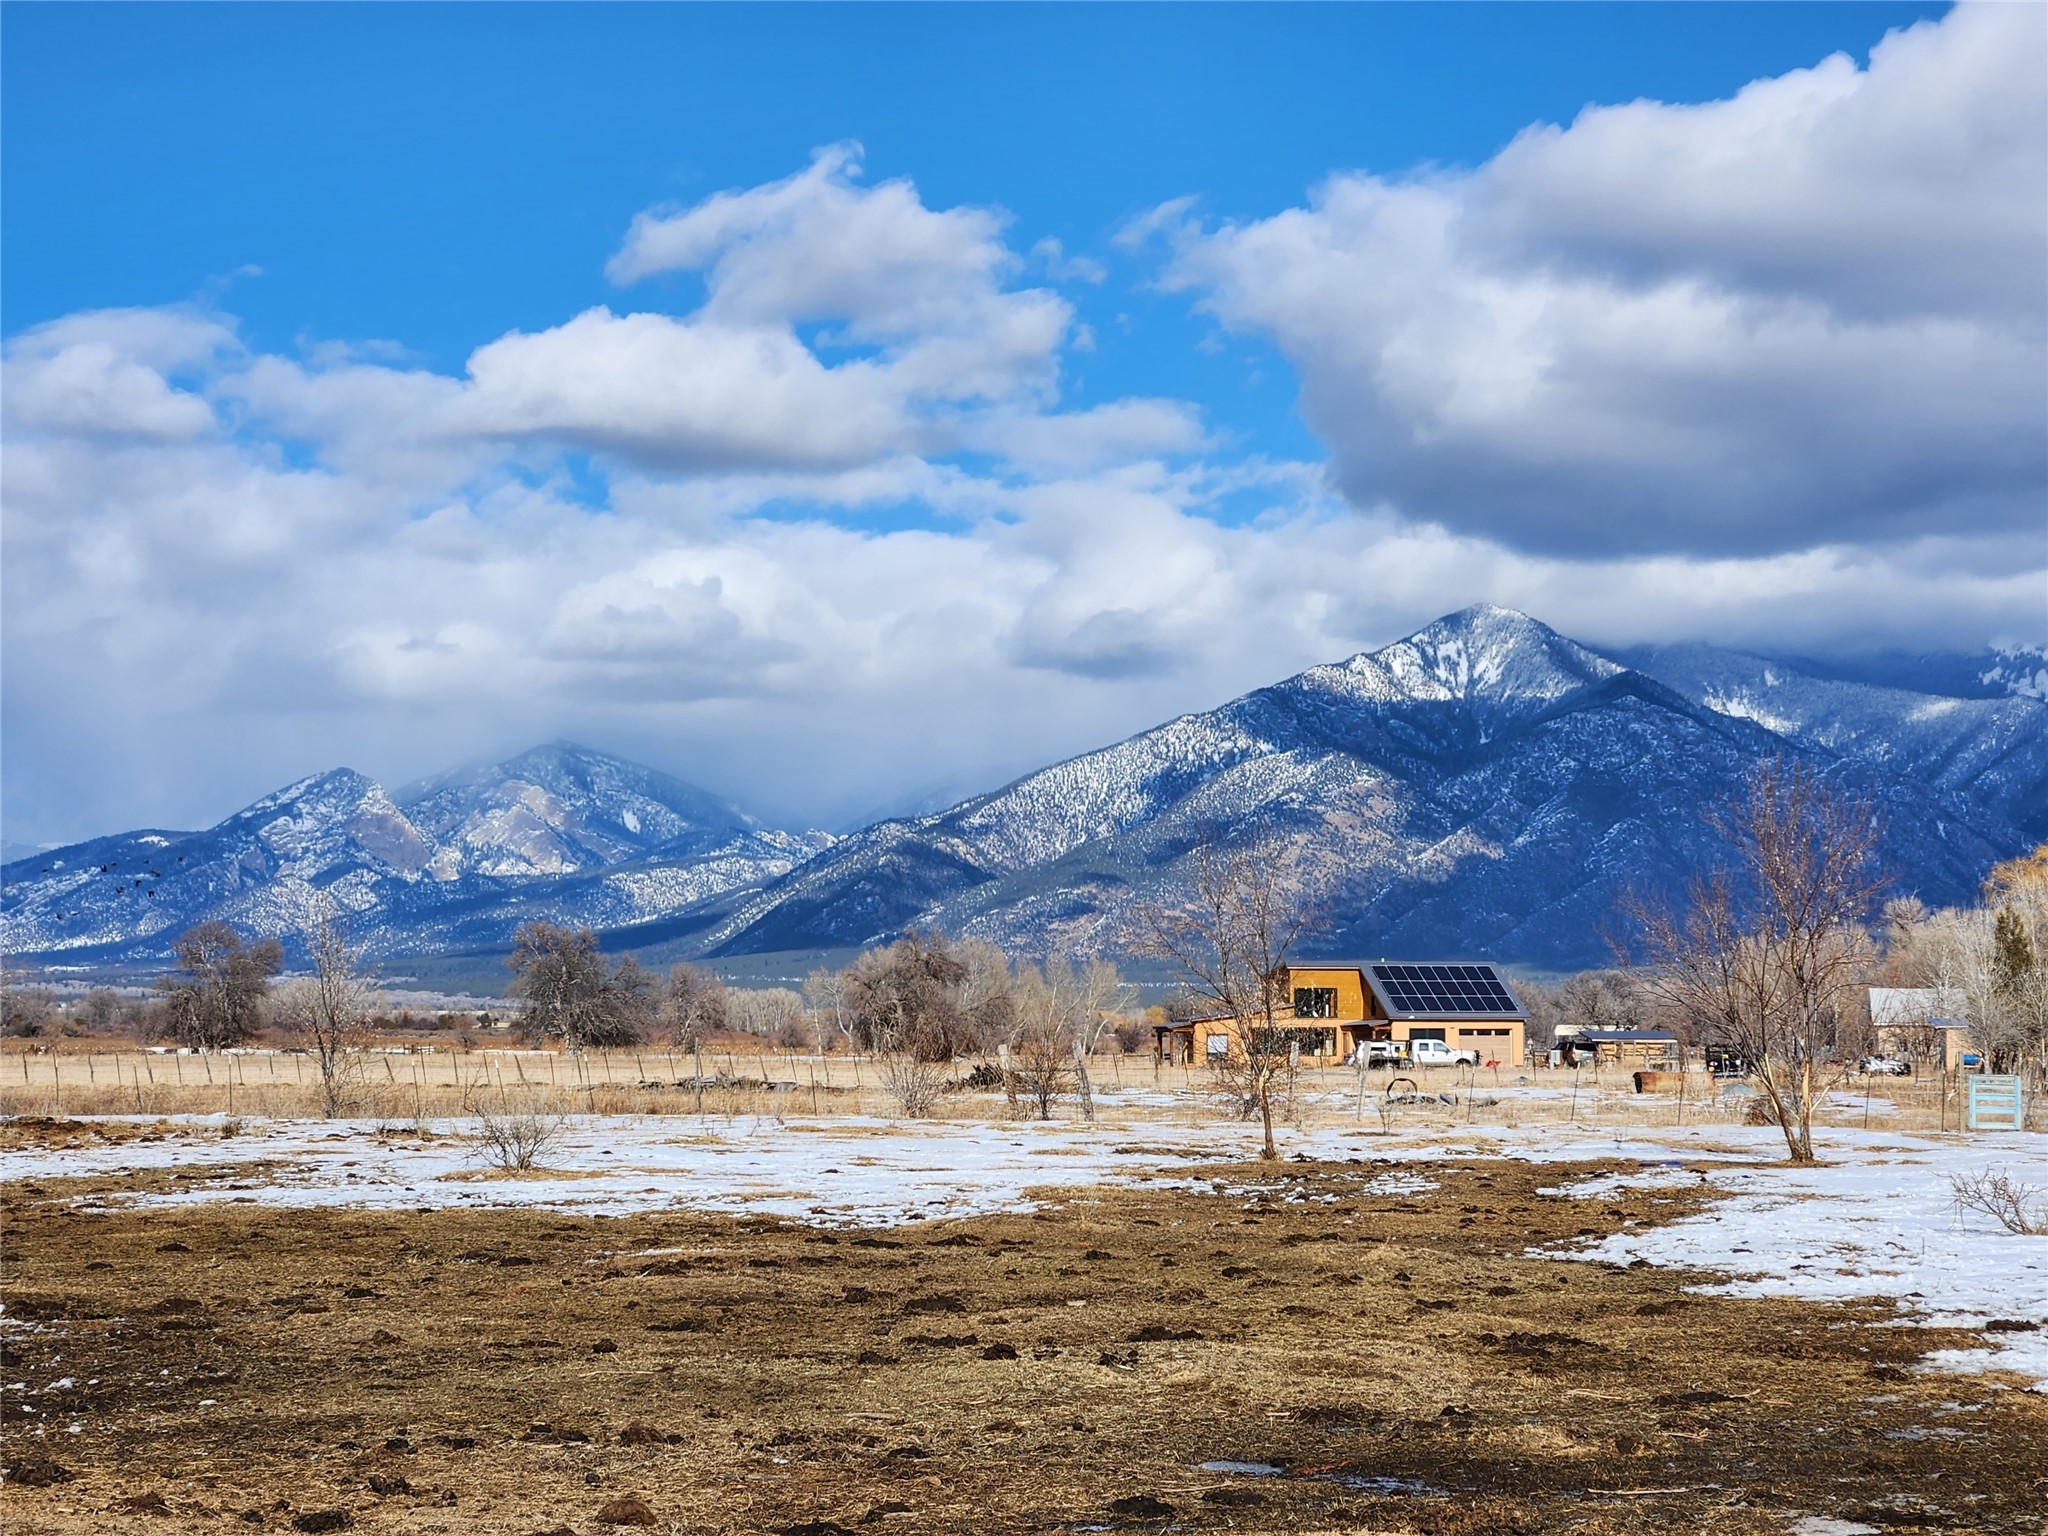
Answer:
[2,2,2041,844]
[6,3,1948,474]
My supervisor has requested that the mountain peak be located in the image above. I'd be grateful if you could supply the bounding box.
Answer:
[1296,606,1622,730]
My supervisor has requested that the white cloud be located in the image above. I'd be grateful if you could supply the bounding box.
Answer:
[4,96,2043,849]
[457,308,911,472]
[961,399,1207,472]
[2,309,234,442]
[1150,1,2047,558]
[608,143,1072,409]
[201,146,1089,483]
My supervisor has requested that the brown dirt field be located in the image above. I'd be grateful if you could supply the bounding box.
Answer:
[3,1151,2044,1535]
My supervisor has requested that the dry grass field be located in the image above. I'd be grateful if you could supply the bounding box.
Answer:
[4,1121,2045,1535]
[0,1044,2009,1140]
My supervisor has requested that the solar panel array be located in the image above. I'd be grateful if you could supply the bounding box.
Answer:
[1367,962,1519,1016]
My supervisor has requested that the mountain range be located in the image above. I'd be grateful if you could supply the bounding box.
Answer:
[5,607,2043,975]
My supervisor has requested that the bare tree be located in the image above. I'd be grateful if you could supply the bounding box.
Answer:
[1141,828,1313,1160]
[728,986,807,1049]
[1008,962,1075,1120]
[1627,759,1885,1163]
[956,936,1018,1055]
[660,962,729,1049]
[1007,957,1131,1121]
[277,903,374,1116]
[801,966,847,1055]
[1518,968,1647,1057]
[0,981,57,1038]
[81,987,122,1032]
[159,921,284,1051]
[506,922,648,1050]
[1988,849,2048,1079]
[845,933,971,1117]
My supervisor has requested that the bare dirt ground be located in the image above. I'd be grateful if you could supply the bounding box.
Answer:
[3,1138,2044,1536]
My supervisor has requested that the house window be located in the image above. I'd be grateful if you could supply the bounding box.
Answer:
[1206,1034,1230,1057]
[1293,987,1338,1019]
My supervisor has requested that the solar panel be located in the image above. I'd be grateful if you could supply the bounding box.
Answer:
[1368,962,1519,1016]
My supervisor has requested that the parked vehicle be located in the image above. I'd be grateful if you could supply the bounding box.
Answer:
[1408,1038,1480,1068]
[1858,1055,1910,1076]
[1353,1040,1410,1068]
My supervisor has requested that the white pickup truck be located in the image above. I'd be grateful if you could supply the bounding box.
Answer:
[1353,1038,1480,1069]
[1407,1038,1480,1068]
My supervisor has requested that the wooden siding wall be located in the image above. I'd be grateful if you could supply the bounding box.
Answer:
[1287,966,1375,1020]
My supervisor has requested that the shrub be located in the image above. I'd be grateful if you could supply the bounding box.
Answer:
[1949,1169,2047,1235]
[469,1089,569,1172]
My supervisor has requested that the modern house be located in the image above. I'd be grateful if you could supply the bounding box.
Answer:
[1153,961,1528,1069]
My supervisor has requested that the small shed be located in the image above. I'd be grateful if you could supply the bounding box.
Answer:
[1558,1028,1680,1068]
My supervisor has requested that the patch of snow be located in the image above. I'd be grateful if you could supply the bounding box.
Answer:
[1532,1131,2048,1390]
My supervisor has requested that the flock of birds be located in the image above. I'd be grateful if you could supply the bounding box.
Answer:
[35,851,187,922]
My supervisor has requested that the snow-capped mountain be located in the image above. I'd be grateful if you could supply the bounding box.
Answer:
[5,609,2041,975]
[398,742,772,879]
[681,607,2041,968]
[0,746,828,965]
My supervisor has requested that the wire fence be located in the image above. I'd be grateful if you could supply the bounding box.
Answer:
[0,1045,2035,1135]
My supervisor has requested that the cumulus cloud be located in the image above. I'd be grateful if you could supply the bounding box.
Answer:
[2,309,234,442]
[1150,2,2047,559]
[608,143,1072,408]
[196,145,1097,483]
[4,82,2044,848]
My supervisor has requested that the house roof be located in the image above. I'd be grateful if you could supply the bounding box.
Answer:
[1869,987,1966,1028]
[1342,960,1526,1021]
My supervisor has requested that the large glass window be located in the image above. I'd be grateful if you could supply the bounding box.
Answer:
[1293,987,1338,1019]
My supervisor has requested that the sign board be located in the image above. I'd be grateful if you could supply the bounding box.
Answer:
[1965,1074,2025,1133]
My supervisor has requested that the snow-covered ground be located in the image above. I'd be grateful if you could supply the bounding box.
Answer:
[0,1114,1225,1227]
[5,1102,2043,1387]
[1527,1127,2048,1391]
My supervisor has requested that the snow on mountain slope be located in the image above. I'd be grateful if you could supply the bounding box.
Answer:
[8,611,2041,975]
[1,749,824,963]
[1623,643,2048,840]
[399,743,764,878]
[701,611,2038,968]
[0,769,433,958]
